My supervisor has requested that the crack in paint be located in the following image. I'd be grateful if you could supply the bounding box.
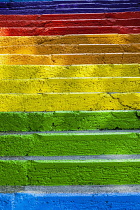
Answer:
[107,93,133,109]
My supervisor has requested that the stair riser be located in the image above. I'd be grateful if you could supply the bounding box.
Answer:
[0,54,139,65]
[0,93,140,111]
[1,34,139,46]
[0,133,140,156]
[0,7,140,15]
[0,11,140,21]
[1,1,139,8]
[0,160,140,185]
[0,11,139,20]
[1,78,140,93]
[1,193,140,210]
[2,192,140,210]
[1,26,140,36]
[1,44,139,54]
[1,19,140,27]
[0,3,139,10]
[0,111,139,131]
[0,64,140,79]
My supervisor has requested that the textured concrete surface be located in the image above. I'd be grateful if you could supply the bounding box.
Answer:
[1,92,140,111]
[1,185,140,194]
[1,1,138,7]
[0,0,138,4]
[1,18,140,27]
[0,11,139,20]
[1,193,140,210]
[0,53,140,65]
[0,2,138,9]
[1,155,140,160]
[0,111,139,131]
[1,0,137,3]
[0,0,139,206]
[1,77,140,93]
[0,7,139,15]
[0,132,140,156]
[0,159,140,185]
[1,130,140,134]
[0,34,139,46]
[0,64,140,79]
[1,26,140,36]
[1,44,140,54]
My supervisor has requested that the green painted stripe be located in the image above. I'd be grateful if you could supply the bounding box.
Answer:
[0,159,140,185]
[0,64,140,79]
[0,132,140,156]
[0,111,139,131]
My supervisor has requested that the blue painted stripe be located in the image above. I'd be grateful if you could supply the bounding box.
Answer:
[0,7,139,14]
[0,0,139,3]
[0,2,138,8]
[1,193,140,210]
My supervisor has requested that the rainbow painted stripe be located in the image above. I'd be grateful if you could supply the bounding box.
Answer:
[0,0,140,208]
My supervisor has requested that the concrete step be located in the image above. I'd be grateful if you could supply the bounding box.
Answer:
[0,110,139,131]
[1,154,140,160]
[0,11,139,20]
[0,191,140,210]
[0,53,139,65]
[0,3,139,10]
[1,1,139,8]
[1,18,140,27]
[0,159,140,185]
[0,131,140,156]
[0,64,139,79]
[1,26,140,36]
[1,77,140,93]
[0,92,140,111]
[1,34,139,46]
[0,7,139,15]
[1,44,139,55]
[0,0,139,1]
[1,185,140,194]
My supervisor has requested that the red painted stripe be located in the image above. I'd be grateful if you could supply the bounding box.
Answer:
[0,26,139,36]
[0,19,139,27]
[0,11,139,21]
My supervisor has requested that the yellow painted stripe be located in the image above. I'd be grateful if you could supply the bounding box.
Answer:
[0,53,140,65]
[0,64,140,79]
[1,78,140,93]
[0,34,139,46]
[0,44,139,54]
[0,93,139,111]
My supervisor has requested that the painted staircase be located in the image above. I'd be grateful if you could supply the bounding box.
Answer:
[0,0,140,209]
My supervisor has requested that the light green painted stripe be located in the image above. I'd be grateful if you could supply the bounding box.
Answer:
[0,132,140,156]
[0,111,139,132]
[0,159,140,185]
[0,64,139,79]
